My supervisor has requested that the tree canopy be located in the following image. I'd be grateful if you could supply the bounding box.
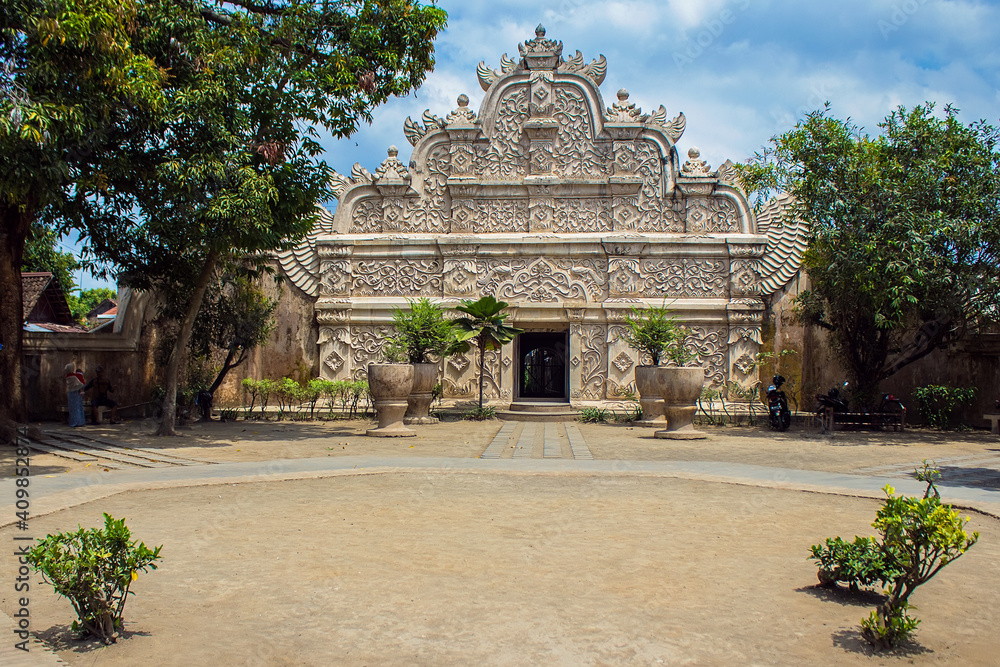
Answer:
[740,104,1000,404]
[1,0,447,428]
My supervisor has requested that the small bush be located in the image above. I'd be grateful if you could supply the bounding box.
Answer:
[27,514,162,644]
[810,464,978,650]
[810,536,895,591]
[462,406,496,421]
[912,384,977,429]
[579,407,608,423]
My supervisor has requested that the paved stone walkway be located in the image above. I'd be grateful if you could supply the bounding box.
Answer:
[855,453,1000,490]
[480,421,593,460]
[21,431,215,470]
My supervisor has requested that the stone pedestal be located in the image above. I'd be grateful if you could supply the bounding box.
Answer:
[404,362,439,425]
[654,366,707,440]
[366,363,416,437]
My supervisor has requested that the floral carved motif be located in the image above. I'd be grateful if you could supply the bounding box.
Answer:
[319,260,351,296]
[351,259,442,296]
[729,259,761,297]
[685,326,727,387]
[687,198,740,233]
[578,324,607,399]
[478,257,606,303]
[351,199,382,233]
[552,85,608,178]
[618,259,727,298]
[476,86,528,180]
[402,145,451,232]
[350,325,394,380]
[552,198,612,233]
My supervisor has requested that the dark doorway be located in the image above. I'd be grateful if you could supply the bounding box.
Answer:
[517,332,568,400]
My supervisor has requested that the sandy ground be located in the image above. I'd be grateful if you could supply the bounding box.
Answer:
[1,473,998,666]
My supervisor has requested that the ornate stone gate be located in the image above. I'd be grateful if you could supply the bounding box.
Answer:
[277,27,804,407]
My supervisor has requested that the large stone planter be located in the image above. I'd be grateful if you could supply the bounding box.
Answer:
[633,365,666,427]
[404,362,439,425]
[654,366,707,440]
[366,363,416,437]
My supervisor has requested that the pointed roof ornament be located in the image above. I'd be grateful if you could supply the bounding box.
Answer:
[518,24,562,70]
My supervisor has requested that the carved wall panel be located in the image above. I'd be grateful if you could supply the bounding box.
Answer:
[573,324,607,400]
[351,259,442,297]
[476,85,529,180]
[350,325,394,381]
[728,321,763,392]
[685,326,727,387]
[552,198,612,233]
[443,259,478,297]
[614,259,728,298]
[552,85,608,178]
[351,199,382,233]
[687,197,740,234]
[318,326,350,380]
[319,260,351,296]
[402,145,451,232]
[729,258,761,297]
[478,257,606,303]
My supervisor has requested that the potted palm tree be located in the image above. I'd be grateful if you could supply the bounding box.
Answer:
[620,303,704,437]
[452,295,524,413]
[384,298,460,425]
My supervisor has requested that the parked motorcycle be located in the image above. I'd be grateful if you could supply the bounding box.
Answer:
[874,392,907,430]
[815,381,849,431]
[767,375,792,431]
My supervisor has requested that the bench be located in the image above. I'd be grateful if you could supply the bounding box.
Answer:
[816,407,906,432]
[59,401,111,423]
[984,414,1000,435]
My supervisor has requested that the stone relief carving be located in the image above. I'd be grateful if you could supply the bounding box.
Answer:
[446,94,477,126]
[606,89,643,123]
[552,198,612,233]
[611,259,727,298]
[476,85,529,180]
[478,257,606,303]
[578,324,607,400]
[351,199,382,234]
[729,259,761,297]
[350,325,393,381]
[687,197,740,233]
[351,259,443,296]
[558,50,607,85]
[686,326,727,387]
[552,84,607,178]
[319,260,351,296]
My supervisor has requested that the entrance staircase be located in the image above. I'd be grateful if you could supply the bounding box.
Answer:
[495,401,579,422]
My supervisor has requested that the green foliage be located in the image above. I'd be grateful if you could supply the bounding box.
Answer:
[21,223,80,293]
[579,406,608,423]
[810,536,896,591]
[384,298,459,363]
[453,296,523,409]
[620,303,693,367]
[741,103,1000,406]
[67,288,118,324]
[461,406,496,421]
[912,385,977,429]
[809,465,979,650]
[26,514,162,644]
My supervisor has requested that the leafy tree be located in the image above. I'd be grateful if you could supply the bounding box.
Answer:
[0,0,165,421]
[187,273,278,398]
[740,104,1000,406]
[453,296,523,409]
[21,222,80,294]
[60,0,446,434]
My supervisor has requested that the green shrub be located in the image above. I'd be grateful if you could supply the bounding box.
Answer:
[912,384,977,429]
[579,407,608,423]
[462,406,496,421]
[810,536,896,591]
[810,465,978,650]
[619,302,693,366]
[27,514,162,644]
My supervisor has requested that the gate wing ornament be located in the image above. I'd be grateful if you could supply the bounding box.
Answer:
[756,194,808,296]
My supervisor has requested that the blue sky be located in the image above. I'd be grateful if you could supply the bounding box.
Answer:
[78,0,1000,291]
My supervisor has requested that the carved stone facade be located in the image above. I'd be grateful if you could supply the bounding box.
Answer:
[277,27,805,405]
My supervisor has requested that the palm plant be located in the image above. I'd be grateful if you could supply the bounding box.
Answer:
[384,298,459,364]
[453,296,524,409]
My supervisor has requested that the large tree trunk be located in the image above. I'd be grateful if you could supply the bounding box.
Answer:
[0,203,33,424]
[157,248,220,435]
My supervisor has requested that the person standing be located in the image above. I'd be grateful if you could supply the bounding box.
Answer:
[64,362,86,427]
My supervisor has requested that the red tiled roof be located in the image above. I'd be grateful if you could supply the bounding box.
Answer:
[21,272,52,315]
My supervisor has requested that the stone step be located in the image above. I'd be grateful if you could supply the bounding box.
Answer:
[497,402,579,422]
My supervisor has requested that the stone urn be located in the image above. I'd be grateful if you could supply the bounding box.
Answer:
[654,366,707,440]
[404,362,439,425]
[633,366,667,427]
[366,363,416,437]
